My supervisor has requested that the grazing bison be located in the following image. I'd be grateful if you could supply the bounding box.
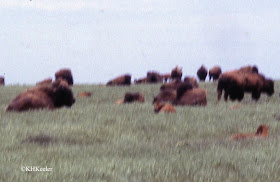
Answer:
[134,77,147,84]
[183,76,199,88]
[106,74,131,86]
[217,70,274,101]
[171,66,182,81]
[146,71,163,83]
[6,79,75,112]
[77,91,92,98]
[209,66,222,81]
[174,87,207,106]
[197,65,208,81]
[36,78,52,86]
[154,102,176,113]
[55,69,74,85]
[230,125,268,140]
[0,76,4,86]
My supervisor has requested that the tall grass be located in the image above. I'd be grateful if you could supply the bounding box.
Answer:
[0,82,279,181]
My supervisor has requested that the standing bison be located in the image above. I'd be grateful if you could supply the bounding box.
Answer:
[55,69,74,85]
[209,66,222,81]
[106,74,131,86]
[6,79,75,112]
[217,67,274,101]
[0,76,4,86]
[197,65,208,81]
[171,66,182,81]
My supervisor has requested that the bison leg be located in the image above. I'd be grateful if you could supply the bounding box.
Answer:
[224,92,229,101]
[252,91,261,100]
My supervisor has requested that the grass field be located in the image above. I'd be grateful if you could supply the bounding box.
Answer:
[1,82,280,182]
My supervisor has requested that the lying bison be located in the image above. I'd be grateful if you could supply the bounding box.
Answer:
[209,66,222,81]
[174,83,207,106]
[184,76,199,88]
[6,79,75,112]
[55,69,74,85]
[153,102,176,113]
[217,69,274,101]
[116,92,145,104]
[0,76,4,86]
[197,65,208,81]
[106,74,131,86]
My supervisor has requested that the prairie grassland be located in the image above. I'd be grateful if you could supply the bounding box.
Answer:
[0,82,280,182]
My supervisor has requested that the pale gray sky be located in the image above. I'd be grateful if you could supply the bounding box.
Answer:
[1,0,280,84]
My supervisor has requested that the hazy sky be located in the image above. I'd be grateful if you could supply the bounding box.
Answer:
[1,0,280,84]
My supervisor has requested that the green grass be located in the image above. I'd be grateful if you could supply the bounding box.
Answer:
[0,82,280,182]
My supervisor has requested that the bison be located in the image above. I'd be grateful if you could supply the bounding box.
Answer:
[116,92,145,104]
[154,102,176,113]
[171,66,182,81]
[161,74,171,83]
[239,65,258,74]
[209,66,222,81]
[153,89,177,104]
[174,85,207,106]
[217,70,274,101]
[55,69,74,85]
[230,125,268,140]
[0,76,4,86]
[134,77,147,84]
[183,76,199,88]
[197,65,208,81]
[146,71,163,84]
[6,79,75,112]
[106,74,131,86]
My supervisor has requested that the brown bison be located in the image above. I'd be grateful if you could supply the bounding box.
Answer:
[106,74,131,86]
[183,76,199,88]
[209,66,222,81]
[55,69,74,85]
[197,65,208,81]
[217,70,274,101]
[77,91,92,98]
[154,102,176,113]
[174,85,207,106]
[6,79,75,112]
[0,76,4,86]
[230,125,268,140]
[153,89,177,104]
[171,66,182,81]
[160,80,183,91]
[146,71,163,83]
[36,78,52,86]
[116,92,145,104]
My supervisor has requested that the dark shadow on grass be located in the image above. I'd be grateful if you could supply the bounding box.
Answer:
[22,133,57,146]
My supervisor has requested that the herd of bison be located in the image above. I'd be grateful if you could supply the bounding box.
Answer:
[0,65,276,140]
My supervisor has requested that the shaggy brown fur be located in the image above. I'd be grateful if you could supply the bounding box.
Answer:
[230,125,268,140]
[146,71,163,83]
[0,76,4,86]
[171,66,182,81]
[55,69,74,85]
[239,65,258,74]
[106,74,131,86]
[154,102,176,113]
[197,65,208,81]
[36,78,52,86]
[160,80,183,91]
[174,88,207,106]
[183,76,199,88]
[209,66,222,81]
[77,92,92,98]
[6,79,75,112]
